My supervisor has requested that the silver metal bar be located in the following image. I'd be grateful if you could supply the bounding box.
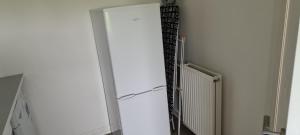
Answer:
[178,36,185,135]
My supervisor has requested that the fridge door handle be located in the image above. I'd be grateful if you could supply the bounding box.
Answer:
[118,94,136,101]
[153,85,166,91]
[118,86,166,101]
[118,89,157,101]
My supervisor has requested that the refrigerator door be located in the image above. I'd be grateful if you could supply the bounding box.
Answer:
[118,87,170,135]
[103,3,166,98]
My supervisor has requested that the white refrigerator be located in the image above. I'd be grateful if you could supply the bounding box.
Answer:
[94,3,171,135]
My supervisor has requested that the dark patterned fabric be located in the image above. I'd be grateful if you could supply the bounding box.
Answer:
[160,4,179,119]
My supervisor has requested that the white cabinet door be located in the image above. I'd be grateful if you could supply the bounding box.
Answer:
[117,88,170,135]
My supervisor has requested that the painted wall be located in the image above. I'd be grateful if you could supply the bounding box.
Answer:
[178,0,285,135]
[0,66,4,77]
[0,0,157,135]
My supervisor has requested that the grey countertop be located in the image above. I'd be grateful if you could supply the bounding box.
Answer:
[0,74,23,134]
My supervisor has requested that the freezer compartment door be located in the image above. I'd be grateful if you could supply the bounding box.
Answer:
[103,3,166,97]
[118,88,170,135]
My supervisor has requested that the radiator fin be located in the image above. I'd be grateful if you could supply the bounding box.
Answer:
[181,64,219,135]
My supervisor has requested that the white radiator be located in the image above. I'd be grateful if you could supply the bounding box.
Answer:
[181,63,222,135]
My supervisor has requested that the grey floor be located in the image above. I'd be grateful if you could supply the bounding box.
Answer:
[171,125,195,135]
[171,119,195,135]
[107,120,195,135]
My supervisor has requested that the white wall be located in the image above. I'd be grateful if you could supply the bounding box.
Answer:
[0,66,4,77]
[286,20,300,135]
[178,0,285,135]
[0,0,157,135]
